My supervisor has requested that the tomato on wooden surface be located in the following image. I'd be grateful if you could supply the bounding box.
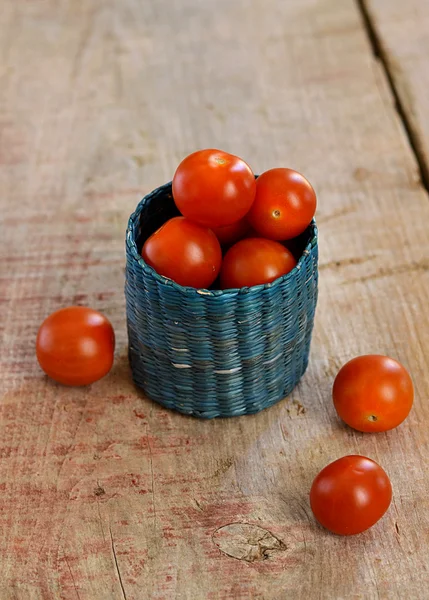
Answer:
[172,149,256,228]
[142,216,222,288]
[310,455,392,536]
[333,355,414,432]
[247,168,316,240]
[212,217,251,247]
[36,306,115,386]
[220,238,296,289]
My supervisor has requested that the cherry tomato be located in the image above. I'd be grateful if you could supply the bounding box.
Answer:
[247,168,316,240]
[212,217,251,247]
[310,455,392,535]
[172,149,256,227]
[220,238,297,289]
[36,306,115,386]
[333,355,414,432]
[142,216,222,289]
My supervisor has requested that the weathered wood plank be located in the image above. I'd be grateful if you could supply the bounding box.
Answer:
[1,0,429,598]
[363,0,429,183]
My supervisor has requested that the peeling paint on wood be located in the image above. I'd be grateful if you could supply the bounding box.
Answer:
[1,0,429,598]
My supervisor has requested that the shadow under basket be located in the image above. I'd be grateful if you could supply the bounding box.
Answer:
[125,182,318,418]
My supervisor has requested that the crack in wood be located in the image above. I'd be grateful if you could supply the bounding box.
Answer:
[356,0,429,191]
[342,259,429,285]
[95,483,106,543]
[146,425,157,534]
[316,204,357,224]
[65,556,82,600]
[109,526,127,600]
[193,498,203,511]
[362,536,382,599]
[319,254,376,271]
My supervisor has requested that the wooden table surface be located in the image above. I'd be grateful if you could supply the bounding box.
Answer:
[1,0,429,598]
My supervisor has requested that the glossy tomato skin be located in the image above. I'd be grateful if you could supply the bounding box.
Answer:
[172,149,256,228]
[310,455,392,536]
[212,217,251,247]
[333,355,414,432]
[142,216,222,289]
[220,237,297,289]
[247,168,316,240]
[36,306,115,386]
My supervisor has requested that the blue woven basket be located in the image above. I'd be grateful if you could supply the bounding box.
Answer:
[125,182,318,418]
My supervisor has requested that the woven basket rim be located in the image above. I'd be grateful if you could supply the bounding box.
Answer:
[126,181,318,297]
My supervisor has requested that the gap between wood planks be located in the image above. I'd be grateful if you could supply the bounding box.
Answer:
[356,0,429,192]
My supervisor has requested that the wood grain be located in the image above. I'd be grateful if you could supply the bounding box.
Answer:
[1,0,429,598]
[363,0,429,184]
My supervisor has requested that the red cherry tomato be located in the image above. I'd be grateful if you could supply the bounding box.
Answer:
[247,168,317,240]
[36,306,115,386]
[220,238,297,289]
[310,455,392,536]
[172,149,256,227]
[333,355,413,432]
[142,216,222,289]
[212,217,251,247]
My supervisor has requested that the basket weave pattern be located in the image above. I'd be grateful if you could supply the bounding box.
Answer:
[125,182,318,418]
